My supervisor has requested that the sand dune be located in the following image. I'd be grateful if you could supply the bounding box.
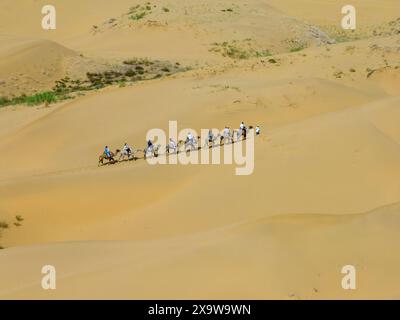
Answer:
[0,36,77,96]
[1,201,400,299]
[0,0,400,299]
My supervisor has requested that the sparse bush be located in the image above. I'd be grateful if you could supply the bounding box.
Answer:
[255,50,271,57]
[0,221,9,229]
[334,71,344,78]
[130,11,147,21]
[290,46,305,53]
[210,40,271,60]
[125,69,136,77]
[0,97,11,107]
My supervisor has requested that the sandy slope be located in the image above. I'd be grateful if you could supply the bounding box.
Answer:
[0,0,400,299]
[265,0,400,25]
[0,36,77,96]
[1,201,400,299]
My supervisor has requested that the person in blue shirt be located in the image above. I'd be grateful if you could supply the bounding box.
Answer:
[104,146,111,159]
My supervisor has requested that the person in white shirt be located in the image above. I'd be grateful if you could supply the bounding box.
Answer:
[223,127,230,137]
[208,129,213,142]
[169,138,177,149]
[255,126,260,135]
[167,138,177,154]
[123,143,132,155]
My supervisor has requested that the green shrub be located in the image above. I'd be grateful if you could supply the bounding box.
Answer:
[130,11,147,20]
[290,46,305,52]
[25,92,57,105]
[125,69,136,77]
[0,97,11,107]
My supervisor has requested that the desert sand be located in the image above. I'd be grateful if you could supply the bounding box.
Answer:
[0,0,399,299]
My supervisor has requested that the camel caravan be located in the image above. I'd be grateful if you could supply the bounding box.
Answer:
[98,122,260,166]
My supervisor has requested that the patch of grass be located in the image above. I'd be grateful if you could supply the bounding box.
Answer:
[130,11,147,20]
[210,42,249,59]
[1,92,60,108]
[210,40,271,60]
[2,56,187,108]
[290,46,306,53]
[285,38,308,53]
[255,50,271,57]
[319,26,363,43]
[123,58,153,66]
[0,97,11,107]
[162,7,170,12]
[25,92,58,105]
[129,2,154,21]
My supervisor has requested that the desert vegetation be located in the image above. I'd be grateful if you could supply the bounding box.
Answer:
[0,58,187,108]
[0,216,24,249]
[209,39,271,59]
[320,17,400,43]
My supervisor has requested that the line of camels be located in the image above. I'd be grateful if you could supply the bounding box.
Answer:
[98,125,255,166]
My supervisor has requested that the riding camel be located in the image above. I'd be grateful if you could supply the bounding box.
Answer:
[98,149,120,166]
[143,144,161,159]
[118,148,138,161]
[166,140,185,154]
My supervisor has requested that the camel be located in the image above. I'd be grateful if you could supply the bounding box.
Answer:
[220,129,233,145]
[184,136,200,152]
[204,133,221,148]
[234,125,253,142]
[118,148,138,161]
[166,140,185,154]
[98,149,120,166]
[143,144,161,159]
